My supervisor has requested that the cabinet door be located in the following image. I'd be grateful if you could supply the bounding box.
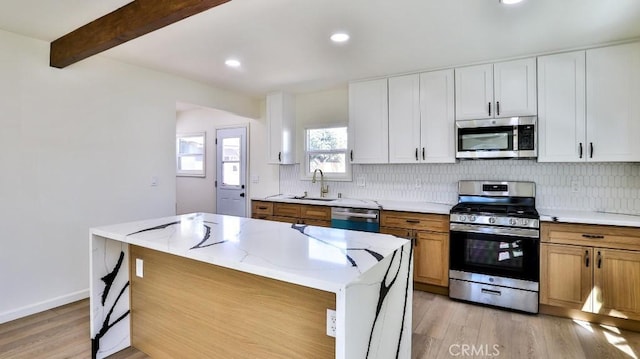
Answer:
[266,92,296,164]
[414,231,449,286]
[586,42,640,161]
[419,69,456,163]
[380,226,413,240]
[540,244,593,311]
[493,58,537,117]
[455,64,493,120]
[593,248,640,321]
[348,79,389,163]
[537,51,586,162]
[388,74,421,163]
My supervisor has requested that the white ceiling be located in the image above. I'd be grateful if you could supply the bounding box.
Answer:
[2,0,640,98]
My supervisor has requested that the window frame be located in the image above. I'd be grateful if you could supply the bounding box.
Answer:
[176,132,206,177]
[301,125,352,182]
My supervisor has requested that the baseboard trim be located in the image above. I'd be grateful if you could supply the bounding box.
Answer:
[414,282,449,296]
[540,304,640,333]
[0,289,89,324]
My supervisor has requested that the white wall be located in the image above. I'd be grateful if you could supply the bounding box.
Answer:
[0,29,258,323]
[176,105,278,215]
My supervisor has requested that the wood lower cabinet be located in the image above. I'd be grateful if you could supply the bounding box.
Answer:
[540,243,593,311]
[541,222,640,321]
[380,211,449,287]
[251,200,330,227]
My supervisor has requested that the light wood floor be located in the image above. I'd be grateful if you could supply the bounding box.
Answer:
[1,291,639,358]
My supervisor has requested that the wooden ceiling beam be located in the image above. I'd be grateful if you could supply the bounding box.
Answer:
[50,0,231,68]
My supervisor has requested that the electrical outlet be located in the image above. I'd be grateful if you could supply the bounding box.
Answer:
[356,175,366,187]
[571,180,580,193]
[326,309,336,337]
[136,258,144,278]
[151,176,158,187]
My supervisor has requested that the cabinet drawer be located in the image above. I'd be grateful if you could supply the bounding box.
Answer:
[252,201,273,215]
[273,203,301,217]
[381,211,449,232]
[300,205,331,221]
[270,215,299,224]
[541,222,640,251]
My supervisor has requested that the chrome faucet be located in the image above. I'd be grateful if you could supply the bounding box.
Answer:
[311,169,329,197]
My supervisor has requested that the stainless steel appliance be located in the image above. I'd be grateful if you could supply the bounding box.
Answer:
[331,207,380,233]
[455,116,537,159]
[449,180,540,313]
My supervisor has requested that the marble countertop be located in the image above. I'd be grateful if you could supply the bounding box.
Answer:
[91,213,409,293]
[539,209,640,228]
[255,195,453,214]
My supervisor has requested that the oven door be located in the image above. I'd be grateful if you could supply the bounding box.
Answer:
[456,118,517,159]
[449,223,539,282]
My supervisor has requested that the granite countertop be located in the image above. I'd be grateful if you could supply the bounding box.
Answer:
[539,209,640,228]
[91,212,409,293]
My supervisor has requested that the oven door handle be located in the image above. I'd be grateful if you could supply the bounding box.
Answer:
[450,223,540,238]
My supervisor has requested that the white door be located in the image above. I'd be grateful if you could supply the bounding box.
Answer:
[388,74,421,163]
[494,58,537,117]
[348,78,389,163]
[216,127,247,217]
[586,42,640,162]
[455,64,493,120]
[420,69,456,163]
[537,51,586,162]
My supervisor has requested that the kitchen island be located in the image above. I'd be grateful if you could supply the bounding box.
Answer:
[90,213,412,359]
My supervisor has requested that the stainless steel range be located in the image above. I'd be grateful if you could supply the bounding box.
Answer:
[448,180,540,313]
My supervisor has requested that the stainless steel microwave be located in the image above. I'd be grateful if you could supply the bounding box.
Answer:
[455,116,537,159]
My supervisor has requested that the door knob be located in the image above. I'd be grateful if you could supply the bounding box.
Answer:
[240,193,245,197]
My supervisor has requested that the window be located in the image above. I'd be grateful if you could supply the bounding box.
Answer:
[303,126,351,180]
[176,133,205,177]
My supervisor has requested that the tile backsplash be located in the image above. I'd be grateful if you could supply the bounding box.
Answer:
[279,161,640,215]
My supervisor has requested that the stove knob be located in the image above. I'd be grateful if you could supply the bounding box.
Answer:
[489,217,496,224]
[522,219,529,226]
[459,215,467,222]
[469,215,476,222]
[509,218,517,225]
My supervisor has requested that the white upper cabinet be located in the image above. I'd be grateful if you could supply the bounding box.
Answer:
[419,69,456,163]
[586,42,640,162]
[388,74,421,163]
[454,64,493,120]
[455,58,537,120]
[388,70,455,164]
[537,51,586,162]
[494,58,538,117]
[266,92,296,164]
[348,79,389,163]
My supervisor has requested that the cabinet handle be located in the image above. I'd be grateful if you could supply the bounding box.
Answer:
[579,143,583,159]
[582,234,604,239]
[350,150,353,161]
[597,251,602,269]
[496,101,500,116]
[405,219,420,224]
[258,206,268,210]
[278,152,282,162]
[488,102,492,117]
[585,250,590,268]
[415,148,419,161]
[422,147,425,160]
[590,142,594,158]
[481,288,502,296]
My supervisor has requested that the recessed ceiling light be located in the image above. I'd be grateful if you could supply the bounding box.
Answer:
[225,59,241,68]
[500,0,524,4]
[330,33,350,43]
